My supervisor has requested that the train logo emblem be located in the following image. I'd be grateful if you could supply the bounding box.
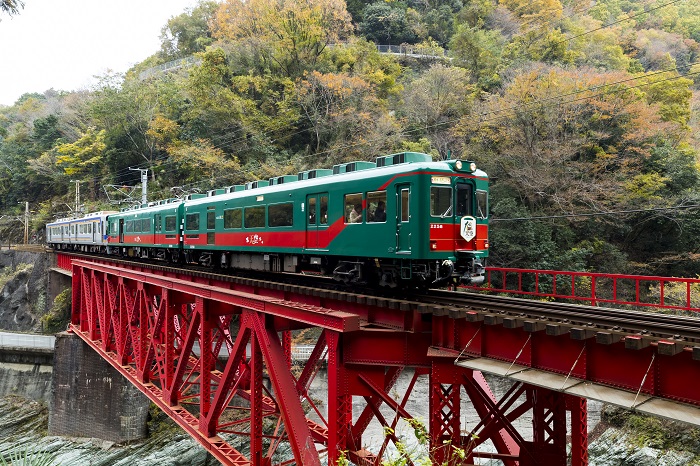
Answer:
[460,216,476,242]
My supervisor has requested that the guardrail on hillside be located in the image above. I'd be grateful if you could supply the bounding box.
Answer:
[464,267,700,313]
[139,56,202,80]
[139,43,446,80]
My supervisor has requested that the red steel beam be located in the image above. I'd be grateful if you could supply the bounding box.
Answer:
[73,260,359,332]
[62,254,700,465]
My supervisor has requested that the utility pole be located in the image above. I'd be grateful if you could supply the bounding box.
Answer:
[70,180,81,216]
[129,167,149,205]
[23,202,29,245]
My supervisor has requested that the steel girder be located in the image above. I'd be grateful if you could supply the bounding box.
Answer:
[67,257,598,465]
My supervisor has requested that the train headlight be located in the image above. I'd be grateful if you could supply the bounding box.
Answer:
[452,160,477,172]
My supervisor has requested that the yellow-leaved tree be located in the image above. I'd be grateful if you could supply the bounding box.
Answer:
[499,0,563,28]
[213,0,353,78]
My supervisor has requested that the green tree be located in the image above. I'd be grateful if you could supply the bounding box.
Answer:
[0,0,22,16]
[358,2,418,45]
[449,25,505,86]
[55,127,106,175]
[400,64,474,158]
[213,0,353,78]
[455,67,675,213]
[296,70,400,163]
[160,1,218,59]
[641,72,693,127]
[89,72,186,184]
[323,39,404,99]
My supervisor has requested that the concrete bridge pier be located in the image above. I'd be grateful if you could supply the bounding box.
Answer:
[48,332,150,443]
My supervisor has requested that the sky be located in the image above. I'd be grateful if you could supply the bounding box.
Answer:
[0,0,201,106]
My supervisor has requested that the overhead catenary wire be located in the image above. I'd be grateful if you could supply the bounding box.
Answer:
[491,203,700,222]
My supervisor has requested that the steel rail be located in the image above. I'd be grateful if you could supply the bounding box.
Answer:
[56,252,700,344]
[419,290,700,344]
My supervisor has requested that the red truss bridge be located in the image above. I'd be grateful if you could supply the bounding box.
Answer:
[56,252,700,466]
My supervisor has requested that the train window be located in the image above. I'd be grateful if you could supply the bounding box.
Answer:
[186,213,200,231]
[155,214,162,231]
[165,216,176,232]
[245,206,265,228]
[308,197,316,225]
[401,189,409,222]
[456,184,474,217]
[125,221,133,233]
[476,190,488,219]
[224,209,242,229]
[367,191,386,223]
[142,219,150,232]
[269,203,293,227]
[431,187,452,217]
[344,193,363,223]
[320,196,328,225]
[207,211,216,229]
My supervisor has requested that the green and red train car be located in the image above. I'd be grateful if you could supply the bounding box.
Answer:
[48,152,489,288]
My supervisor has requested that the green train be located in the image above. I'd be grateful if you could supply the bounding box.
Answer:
[48,152,489,288]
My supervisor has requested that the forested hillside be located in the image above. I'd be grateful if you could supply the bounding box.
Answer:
[1,0,699,276]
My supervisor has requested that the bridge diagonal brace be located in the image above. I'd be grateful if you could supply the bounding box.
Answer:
[249,310,322,466]
[296,330,328,395]
[363,395,416,466]
[351,366,405,443]
[358,373,413,421]
[202,319,252,436]
[461,370,522,464]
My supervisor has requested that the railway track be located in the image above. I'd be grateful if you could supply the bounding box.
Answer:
[418,289,700,347]
[59,252,700,348]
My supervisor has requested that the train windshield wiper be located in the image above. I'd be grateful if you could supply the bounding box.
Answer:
[440,205,452,218]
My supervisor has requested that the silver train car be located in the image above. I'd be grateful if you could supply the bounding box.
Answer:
[46,211,116,252]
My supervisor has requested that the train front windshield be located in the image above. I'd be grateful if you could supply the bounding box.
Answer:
[455,184,473,216]
[430,181,487,220]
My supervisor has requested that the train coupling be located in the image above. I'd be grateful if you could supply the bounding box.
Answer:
[460,260,485,286]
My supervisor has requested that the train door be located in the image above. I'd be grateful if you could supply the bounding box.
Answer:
[119,219,125,243]
[396,184,411,253]
[305,193,328,250]
[206,208,216,245]
[455,181,477,243]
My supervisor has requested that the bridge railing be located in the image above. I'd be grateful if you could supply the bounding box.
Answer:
[465,267,700,313]
[291,345,327,361]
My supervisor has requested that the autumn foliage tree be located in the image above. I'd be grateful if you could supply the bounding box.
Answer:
[213,0,353,78]
[296,70,399,162]
[455,66,676,214]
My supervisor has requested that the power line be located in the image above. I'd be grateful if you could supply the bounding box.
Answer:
[555,0,686,46]
[492,204,700,222]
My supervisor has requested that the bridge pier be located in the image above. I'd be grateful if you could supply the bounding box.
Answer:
[48,332,150,443]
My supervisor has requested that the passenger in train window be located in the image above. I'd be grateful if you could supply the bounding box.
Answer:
[372,201,386,222]
[349,204,362,223]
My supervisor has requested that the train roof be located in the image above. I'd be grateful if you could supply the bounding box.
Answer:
[110,199,185,218]
[183,154,487,208]
[97,152,487,215]
[48,211,117,226]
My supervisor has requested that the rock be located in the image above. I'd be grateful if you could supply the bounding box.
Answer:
[0,251,49,333]
[589,427,697,466]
